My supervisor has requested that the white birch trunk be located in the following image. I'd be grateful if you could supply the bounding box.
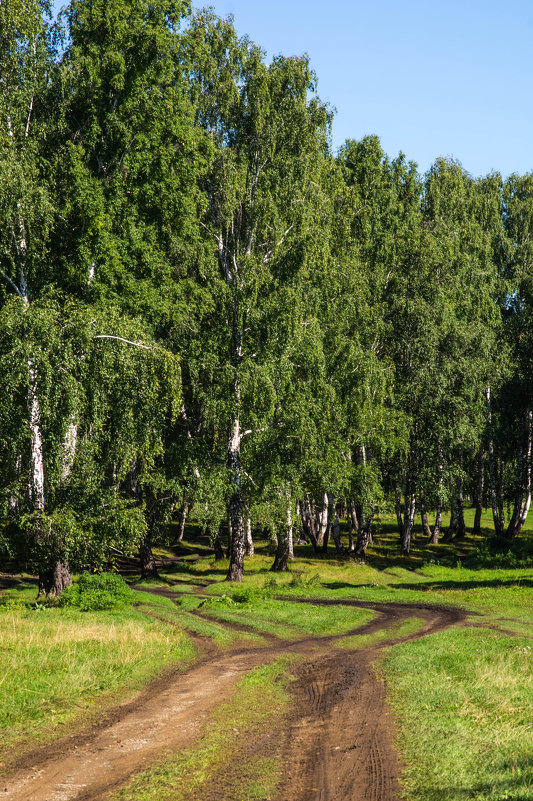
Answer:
[245,513,254,557]
[27,359,45,510]
[61,420,78,481]
[287,500,294,560]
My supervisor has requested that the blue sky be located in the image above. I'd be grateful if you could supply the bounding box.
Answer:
[195,0,533,178]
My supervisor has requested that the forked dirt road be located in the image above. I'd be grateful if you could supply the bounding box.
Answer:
[1,596,467,801]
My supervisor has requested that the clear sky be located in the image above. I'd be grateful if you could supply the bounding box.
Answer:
[195,0,533,178]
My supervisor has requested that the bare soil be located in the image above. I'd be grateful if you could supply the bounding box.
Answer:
[0,591,468,801]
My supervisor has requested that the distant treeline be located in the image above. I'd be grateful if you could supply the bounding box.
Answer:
[1,0,531,593]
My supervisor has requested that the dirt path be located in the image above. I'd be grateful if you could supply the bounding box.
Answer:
[0,597,467,801]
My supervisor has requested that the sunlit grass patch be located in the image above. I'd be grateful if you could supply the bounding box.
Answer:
[198,592,377,639]
[112,657,295,801]
[0,604,195,761]
[383,627,533,801]
[337,616,426,649]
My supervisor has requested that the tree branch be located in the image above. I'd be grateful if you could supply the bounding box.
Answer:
[0,268,23,298]
[95,335,152,350]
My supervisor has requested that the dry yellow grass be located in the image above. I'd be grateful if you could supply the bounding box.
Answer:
[0,606,195,759]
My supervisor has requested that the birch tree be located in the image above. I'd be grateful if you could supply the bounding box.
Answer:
[183,10,332,580]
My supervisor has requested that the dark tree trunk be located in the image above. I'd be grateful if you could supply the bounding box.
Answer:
[271,523,290,571]
[473,446,485,535]
[213,522,226,560]
[443,490,458,542]
[455,479,466,539]
[140,537,159,579]
[355,514,374,556]
[300,497,316,551]
[497,460,506,534]
[506,409,532,539]
[227,491,245,581]
[430,503,442,544]
[420,506,432,539]
[38,561,72,597]
[300,495,327,554]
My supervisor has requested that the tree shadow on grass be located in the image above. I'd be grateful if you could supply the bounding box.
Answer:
[0,576,37,592]
[423,773,533,801]
[388,577,533,592]
[321,575,533,593]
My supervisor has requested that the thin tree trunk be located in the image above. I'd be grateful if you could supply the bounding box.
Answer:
[287,500,294,560]
[394,484,403,536]
[316,492,329,549]
[213,522,225,560]
[455,478,466,539]
[271,510,291,571]
[486,386,504,537]
[348,501,357,552]
[175,503,188,543]
[443,489,458,542]
[430,503,442,544]
[328,492,345,556]
[507,408,532,538]
[226,292,245,580]
[300,496,318,551]
[497,459,506,533]
[400,489,416,555]
[245,513,254,557]
[473,446,485,535]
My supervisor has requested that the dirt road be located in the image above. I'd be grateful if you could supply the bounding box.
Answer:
[1,596,467,801]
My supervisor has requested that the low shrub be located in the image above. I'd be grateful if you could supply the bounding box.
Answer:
[464,537,533,569]
[60,572,133,611]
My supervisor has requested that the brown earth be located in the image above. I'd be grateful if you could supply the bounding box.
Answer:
[0,592,468,801]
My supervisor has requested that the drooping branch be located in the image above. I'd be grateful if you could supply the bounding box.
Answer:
[0,268,23,298]
[95,335,152,350]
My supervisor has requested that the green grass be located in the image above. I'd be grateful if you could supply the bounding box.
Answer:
[111,657,295,801]
[199,596,376,639]
[383,627,533,800]
[337,616,426,649]
[0,588,196,762]
[137,592,263,646]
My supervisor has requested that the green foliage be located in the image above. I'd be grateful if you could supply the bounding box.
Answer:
[465,538,533,569]
[60,572,133,611]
